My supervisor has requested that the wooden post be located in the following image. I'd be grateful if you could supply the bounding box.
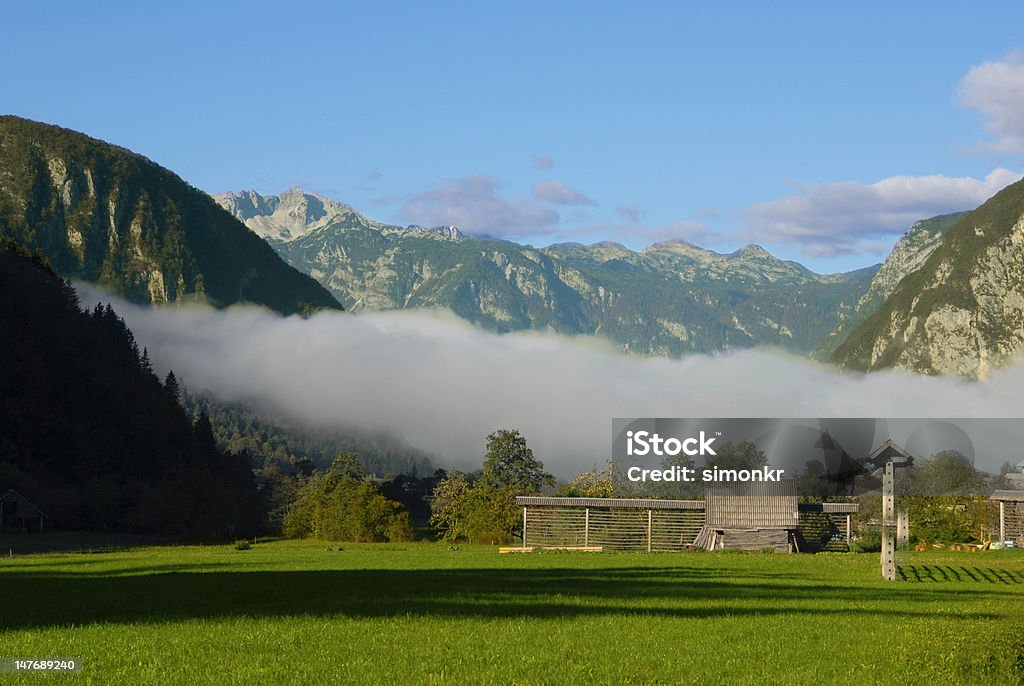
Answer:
[1000,501,1006,544]
[881,462,896,581]
[584,508,590,547]
[897,506,909,548]
[882,462,894,524]
[647,510,652,553]
[846,514,851,545]
[882,533,895,580]
[522,506,527,548]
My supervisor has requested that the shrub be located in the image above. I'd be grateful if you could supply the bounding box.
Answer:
[282,463,412,543]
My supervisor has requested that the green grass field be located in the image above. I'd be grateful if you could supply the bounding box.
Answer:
[1,540,1022,685]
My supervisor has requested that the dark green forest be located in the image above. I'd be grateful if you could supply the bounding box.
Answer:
[180,391,439,530]
[0,243,262,536]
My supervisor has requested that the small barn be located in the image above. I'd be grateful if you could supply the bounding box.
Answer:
[696,480,799,552]
[1003,460,1024,489]
[0,489,48,532]
[990,490,1024,545]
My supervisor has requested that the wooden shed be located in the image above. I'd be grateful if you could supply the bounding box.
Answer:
[0,489,48,532]
[695,480,800,552]
[990,490,1024,545]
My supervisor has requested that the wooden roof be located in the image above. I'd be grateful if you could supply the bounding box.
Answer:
[0,489,48,518]
[516,496,859,513]
[516,496,705,510]
[990,490,1024,503]
[864,439,914,469]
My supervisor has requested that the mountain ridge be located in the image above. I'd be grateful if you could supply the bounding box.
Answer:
[0,116,342,315]
[831,177,1024,377]
[812,211,969,359]
[215,188,879,356]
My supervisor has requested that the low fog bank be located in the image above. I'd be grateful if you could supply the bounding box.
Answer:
[76,284,1024,477]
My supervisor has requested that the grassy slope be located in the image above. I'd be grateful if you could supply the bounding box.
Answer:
[1,540,1022,685]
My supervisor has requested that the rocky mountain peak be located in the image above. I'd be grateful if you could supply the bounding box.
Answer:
[213,188,362,243]
[737,244,771,257]
[431,225,463,240]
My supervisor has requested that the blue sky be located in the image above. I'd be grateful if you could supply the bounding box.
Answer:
[4,2,1024,272]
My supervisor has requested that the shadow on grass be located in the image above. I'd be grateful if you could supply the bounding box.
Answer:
[0,565,1014,631]
[0,532,169,555]
[900,565,1024,584]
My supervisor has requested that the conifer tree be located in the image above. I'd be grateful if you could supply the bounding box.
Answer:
[164,370,181,404]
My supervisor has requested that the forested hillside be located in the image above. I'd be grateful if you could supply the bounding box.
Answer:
[0,116,341,315]
[0,242,262,535]
[182,390,435,478]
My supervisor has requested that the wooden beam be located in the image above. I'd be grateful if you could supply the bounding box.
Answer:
[522,505,528,548]
[1000,501,1006,544]
[647,510,652,553]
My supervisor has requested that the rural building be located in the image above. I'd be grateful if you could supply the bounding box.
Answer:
[0,489,48,532]
[990,490,1024,545]
[516,481,858,553]
[1003,460,1024,489]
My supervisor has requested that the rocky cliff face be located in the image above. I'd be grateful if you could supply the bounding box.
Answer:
[812,212,967,359]
[832,178,1024,377]
[217,189,877,356]
[0,117,341,315]
[214,188,369,244]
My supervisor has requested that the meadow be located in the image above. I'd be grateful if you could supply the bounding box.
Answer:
[1,540,1022,685]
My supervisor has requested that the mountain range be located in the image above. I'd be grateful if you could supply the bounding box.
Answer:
[6,116,1024,377]
[216,188,879,356]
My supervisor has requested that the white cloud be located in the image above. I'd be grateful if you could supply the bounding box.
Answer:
[742,168,1022,256]
[615,205,642,222]
[533,154,555,170]
[400,175,559,236]
[532,180,597,206]
[79,286,1024,479]
[959,51,1024,155]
